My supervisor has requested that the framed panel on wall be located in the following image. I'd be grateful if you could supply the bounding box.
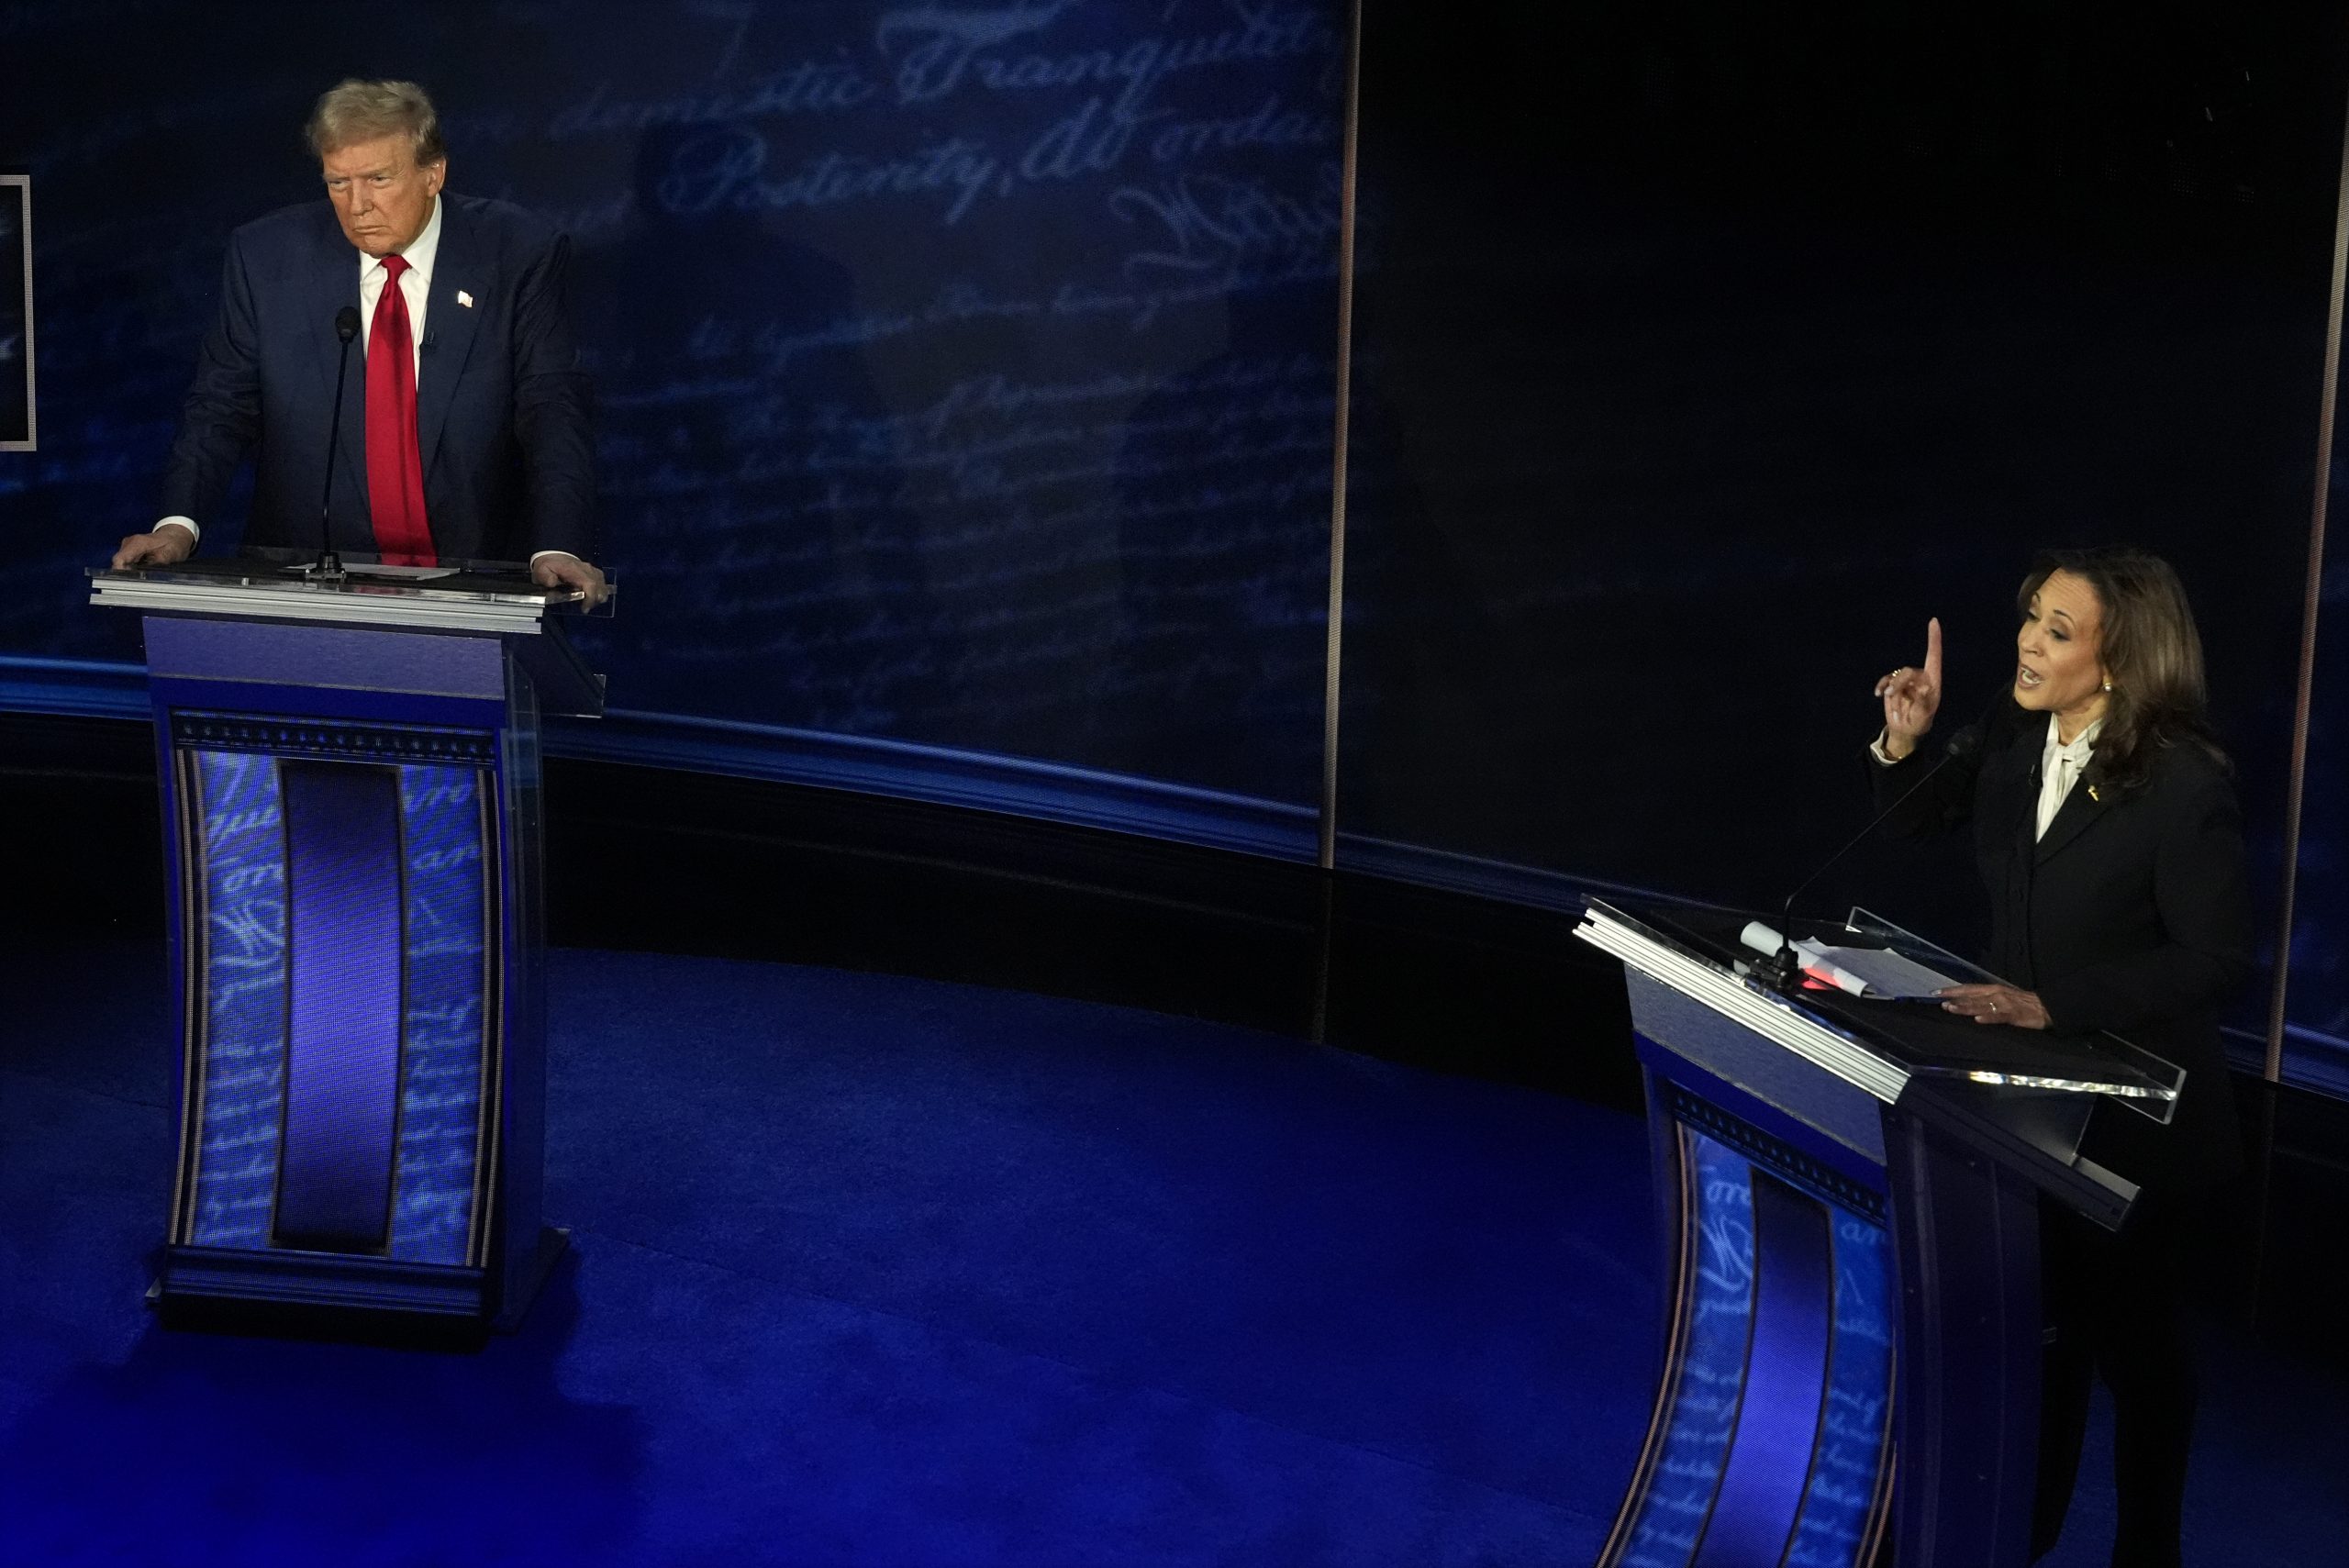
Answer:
[1,174,29,451]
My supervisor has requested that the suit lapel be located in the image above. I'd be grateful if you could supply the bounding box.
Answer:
[2034,763,2110,864]
[1987,728,2041,984]
[2002,734,2043,862]
[415,198,483,487]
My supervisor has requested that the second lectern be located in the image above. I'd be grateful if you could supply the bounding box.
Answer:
[1579,897,2181,1568]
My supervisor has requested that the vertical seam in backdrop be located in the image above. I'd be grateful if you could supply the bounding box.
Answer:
[2264,79,2349,1081]
[1319,0,1364,872]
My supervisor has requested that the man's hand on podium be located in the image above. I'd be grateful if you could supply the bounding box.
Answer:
[111,522,197,570]
[530,550,610,606]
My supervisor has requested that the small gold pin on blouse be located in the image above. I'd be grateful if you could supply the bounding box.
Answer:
[2087,784,2100,803]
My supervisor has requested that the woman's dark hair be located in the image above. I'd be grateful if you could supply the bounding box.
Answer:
[2018,547,2225,789]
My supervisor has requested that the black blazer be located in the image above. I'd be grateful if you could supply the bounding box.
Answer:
[1872,702,2252,1190]
[160,194,596,564]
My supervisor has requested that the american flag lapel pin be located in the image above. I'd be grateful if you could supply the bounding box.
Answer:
[457,290,474,308]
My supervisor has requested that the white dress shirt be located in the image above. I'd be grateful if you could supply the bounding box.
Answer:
[2034,715,2103,840]
[359,193,440,380]
[1869,717,2103,842]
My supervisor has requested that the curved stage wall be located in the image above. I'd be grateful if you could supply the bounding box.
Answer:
[3,2,2348,1091]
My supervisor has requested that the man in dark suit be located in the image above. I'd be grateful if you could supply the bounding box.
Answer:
[112,78,605,597]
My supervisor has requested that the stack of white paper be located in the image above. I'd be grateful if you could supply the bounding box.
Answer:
[1737,922,1961,999]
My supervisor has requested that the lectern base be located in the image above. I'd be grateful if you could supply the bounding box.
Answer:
[495,1224,573,1333]
[149,1227,571,1343]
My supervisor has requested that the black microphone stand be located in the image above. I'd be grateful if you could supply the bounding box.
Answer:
[300,305,363,581]
[1755,720,1986,991]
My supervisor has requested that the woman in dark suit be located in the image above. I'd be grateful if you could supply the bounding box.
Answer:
[1869,547,2250,1568]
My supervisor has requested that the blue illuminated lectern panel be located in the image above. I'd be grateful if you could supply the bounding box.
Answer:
[391,763,494,1265]
[181,748,288,1250]
[177,742,493,1268]
[1608,1120,1897,1568]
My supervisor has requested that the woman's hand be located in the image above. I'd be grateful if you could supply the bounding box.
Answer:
[1873,617,1943,762]
[1937,983,2048,1029]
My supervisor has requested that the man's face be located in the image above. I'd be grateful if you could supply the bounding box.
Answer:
[320,134,444,257]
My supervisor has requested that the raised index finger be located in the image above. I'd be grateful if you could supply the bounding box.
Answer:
[1922,617,1943,689]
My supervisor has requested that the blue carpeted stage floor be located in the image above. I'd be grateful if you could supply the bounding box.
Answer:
[2,946,2341,1565]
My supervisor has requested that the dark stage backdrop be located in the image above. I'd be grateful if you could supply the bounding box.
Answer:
[5,2,2349,1086]
[0,178,28,449]
[0,0,1344,805]
[1340,3,2349,1081]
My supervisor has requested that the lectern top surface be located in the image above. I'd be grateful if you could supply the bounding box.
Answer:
[89,550,614,615]
[90,552,609,713]
[1585,896,2177,1102]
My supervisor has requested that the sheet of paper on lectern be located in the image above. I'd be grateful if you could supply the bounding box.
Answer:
[1789,940,1962,1000]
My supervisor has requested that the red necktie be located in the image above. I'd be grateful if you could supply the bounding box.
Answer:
[364,253,436,565]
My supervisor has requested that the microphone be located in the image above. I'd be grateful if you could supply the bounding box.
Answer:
[1755,692,2001,988]
[308,305,362,580]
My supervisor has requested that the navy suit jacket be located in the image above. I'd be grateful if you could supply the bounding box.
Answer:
[161,194,595,564]
[1872,702,2253,1190]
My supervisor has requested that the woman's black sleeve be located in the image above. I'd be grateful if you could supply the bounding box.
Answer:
[2033,769,2254,1034]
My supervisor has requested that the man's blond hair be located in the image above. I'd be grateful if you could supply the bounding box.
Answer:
[306,79,445,166]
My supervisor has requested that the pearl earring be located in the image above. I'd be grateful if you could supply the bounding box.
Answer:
[2100,680,2113,692]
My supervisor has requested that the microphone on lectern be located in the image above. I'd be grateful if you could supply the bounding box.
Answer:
[1755,688,2003,989]
[309,305,362,580]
